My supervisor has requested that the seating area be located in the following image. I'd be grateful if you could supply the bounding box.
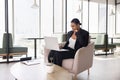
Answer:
[92,33,116,55]
[1,0,120,80]
[0,33,28,61]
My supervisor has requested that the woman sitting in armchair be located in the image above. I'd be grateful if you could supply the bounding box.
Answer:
[48,18,89,66]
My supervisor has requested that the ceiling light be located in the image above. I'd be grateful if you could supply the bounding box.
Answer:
[110,9,115,16]
[31,0,39,9]
[76,4,82,13]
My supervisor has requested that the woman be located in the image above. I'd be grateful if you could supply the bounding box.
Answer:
[48,18,89,66]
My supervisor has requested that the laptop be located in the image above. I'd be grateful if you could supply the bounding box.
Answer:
[44,36,68,51]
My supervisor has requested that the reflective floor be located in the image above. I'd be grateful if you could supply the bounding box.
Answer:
[0,54,120,80]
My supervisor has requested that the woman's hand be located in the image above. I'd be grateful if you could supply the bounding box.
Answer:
[59,44,63,49]
[74,30,78,33]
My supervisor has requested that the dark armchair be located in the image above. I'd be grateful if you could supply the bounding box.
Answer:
[0,33,28,58]
[94,34,116,55]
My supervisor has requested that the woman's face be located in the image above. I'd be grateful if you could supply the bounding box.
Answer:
[71,23,79,31]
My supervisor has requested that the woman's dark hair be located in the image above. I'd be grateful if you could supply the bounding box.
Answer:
[71,18,82,25]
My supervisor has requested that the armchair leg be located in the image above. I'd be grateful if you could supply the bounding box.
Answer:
[88,69,90,75]
[26,54,28,57]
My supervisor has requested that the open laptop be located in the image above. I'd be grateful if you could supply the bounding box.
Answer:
[44,36,68,51]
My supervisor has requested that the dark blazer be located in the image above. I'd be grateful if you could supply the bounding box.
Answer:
[63,28,89,52]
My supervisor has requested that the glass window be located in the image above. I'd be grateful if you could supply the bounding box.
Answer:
[14,0,40,46]
[98,3,106,33]
[67,0,82,32]
[108,5,115,36]
[82,1,88,31]
[54,0,63,33]
[89,2,99,33]
[89,2,107,33]
[41,0,53,37]
[0,0,13,48]
[8,0,13,34]
[0,0,5,48]
[116,4,120,34]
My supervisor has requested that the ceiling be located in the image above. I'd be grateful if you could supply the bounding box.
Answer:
[83,0,115,5]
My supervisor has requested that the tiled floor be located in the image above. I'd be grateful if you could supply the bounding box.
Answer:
[0,55,120,80]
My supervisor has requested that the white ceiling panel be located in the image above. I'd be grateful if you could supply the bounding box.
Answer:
[83,0,115,5]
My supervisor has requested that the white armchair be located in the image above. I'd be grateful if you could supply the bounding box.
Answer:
[44,42,94,78]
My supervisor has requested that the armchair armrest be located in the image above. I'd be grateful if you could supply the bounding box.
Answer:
[72,42,94,74]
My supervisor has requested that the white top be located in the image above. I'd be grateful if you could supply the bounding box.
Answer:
[68,37,76,49]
